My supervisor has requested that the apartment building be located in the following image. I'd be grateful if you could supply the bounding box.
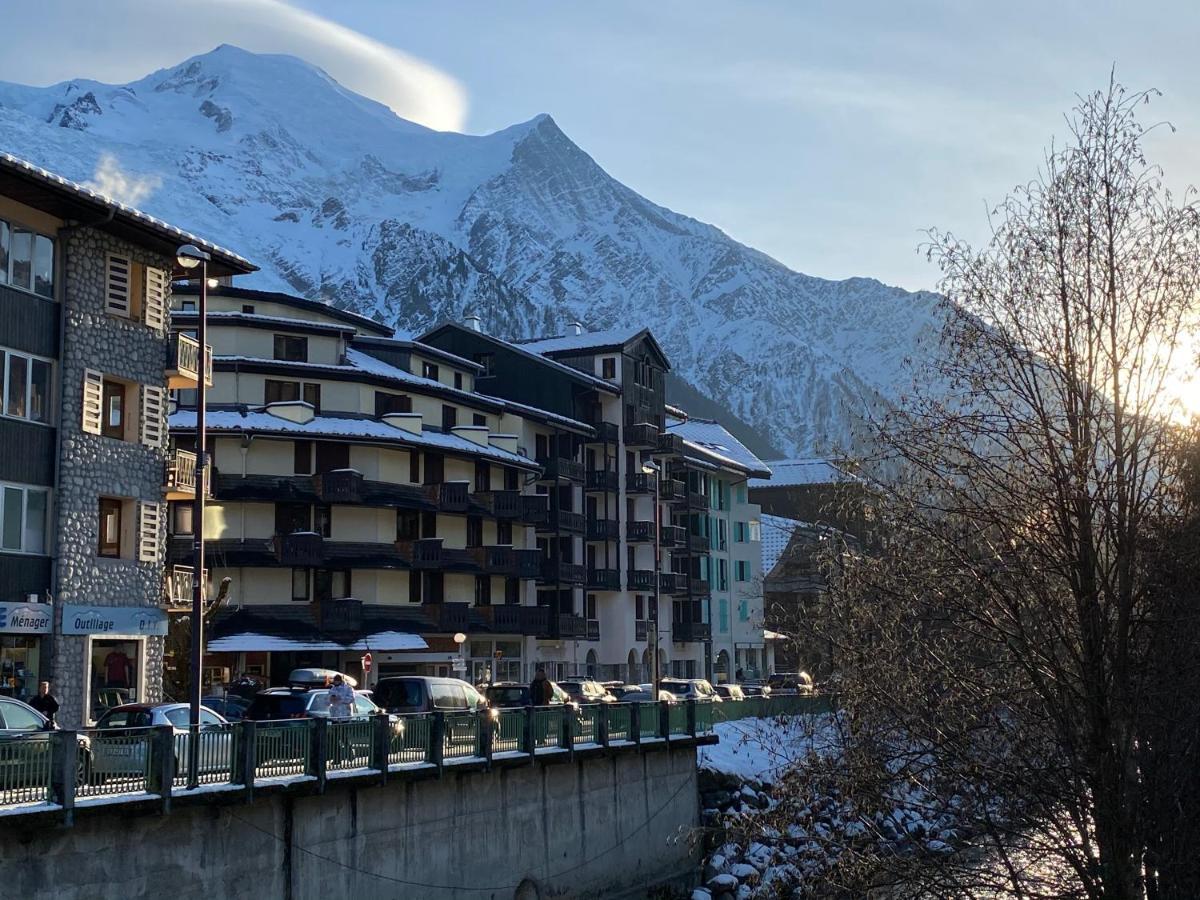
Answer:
[0,153,253,725]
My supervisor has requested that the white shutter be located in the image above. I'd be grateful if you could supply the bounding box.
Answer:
[82,369,104,435]
[139,384,165,448]
[138,501,162,563]
[105,254,132,317]
[143,266,167,332]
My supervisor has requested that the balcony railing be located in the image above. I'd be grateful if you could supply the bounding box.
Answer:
[586,568,621,591]
[314,468,363,504]
[166,332,213,389]
[480,490,522,519]
[515,549,542,579]
[660,525,686,547]
[315,598,363,633]
[584,469,619,493]
[586,619,600,641]
[687,491,708,510]
[423,602,471,632]
[398,538,443,569]
[520,495,549,525]
[672,620,712,642]
[587,421,619,444]
[424,481,470,513]
[540,559,586,585]
[538,457,584,483]
[273,532,324,566]
[628,569,656,591]
[689,578,711,597]
[164,449,198,500]
[659,572,681,594]
[472,545,516,575]
[165,565,200,611]
[660,479,688,503]
[685,533,711,553]
[538,509,585,534]
[586,518,619,541]
[626,520,654,542]
[476,604,549,636]
[624,423,659,448]
[625,472,652,494]
[553,614,587,639]
[657,432,685,455]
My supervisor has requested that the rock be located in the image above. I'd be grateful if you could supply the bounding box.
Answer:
[728,863,760,884]
[707,873,739,892]
[691,890,713,900]
[927,839,954,854]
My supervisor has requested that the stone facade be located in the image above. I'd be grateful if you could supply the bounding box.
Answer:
[51,227,172,727]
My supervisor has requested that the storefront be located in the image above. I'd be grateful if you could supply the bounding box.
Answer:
[205,630,429,688]
[0,601,52,701]
[467,639,523,685]
[62,604,168,721]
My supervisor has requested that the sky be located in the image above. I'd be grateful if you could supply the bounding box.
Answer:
[3,0,1200,295]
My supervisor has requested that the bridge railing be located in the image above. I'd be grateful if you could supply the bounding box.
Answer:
[0,695,827,816]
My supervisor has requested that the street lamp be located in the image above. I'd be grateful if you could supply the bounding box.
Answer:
[453,631,467,679]
[175,244,211,740]
[641,460,662,701]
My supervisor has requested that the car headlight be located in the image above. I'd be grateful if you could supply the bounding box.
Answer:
[488,708,500,720]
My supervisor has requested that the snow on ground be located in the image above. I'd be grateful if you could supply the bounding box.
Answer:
[699,715,841,784]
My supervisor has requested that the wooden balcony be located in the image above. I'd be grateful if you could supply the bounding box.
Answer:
[479,490,522,519]
[423,602,471,632]
[659,572,681,594]
[314,468,363,504]
[472,545,517,575]
[624,423,659,448]
[660,525,686,547]
[476,604,549,636]
[424,481,470,513]
[687,491,708,510]
[584,469,619,493]
[686,533,711,553]
[586,518,619,541]
[398,537,443,569]
[586,568,621,591]
[537,456,584,483]
[166,332,213,389]
[625,472,652,494]
[539,559,586,585]
[628,569,656,591]
[315,598,363,634]
[660,479,688,503]
[273,532,324,566]
[164,449,198,501]
[547,613,587,639]
[520,495,549,525]
[627,520,654,542]
[657,432,685,455]
[587,421,619,444]
[515,549,543,579]
[688,578,711,597]
[672,620,712,643]
[536,509,585,535]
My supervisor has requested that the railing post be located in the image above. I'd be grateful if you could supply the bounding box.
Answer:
[659,700,670,739]
[310,717,328,792]
[687,699,697,737]
[598,705,610,748]
[430,711,445,776]
[370,713,390,781]
[187,723,200,790]
[481,711,494,769]
[51,730,77,824]
[523,706,536,760]
[630,703,641,745]
[560,704,574,756]
[236,720,256,802]
[148,725,175,811]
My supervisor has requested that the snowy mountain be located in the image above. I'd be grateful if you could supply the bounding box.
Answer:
[0,45,941,455]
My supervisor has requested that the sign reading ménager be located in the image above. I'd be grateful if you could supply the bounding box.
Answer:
[61,605,168,636]
[0,603,52,634]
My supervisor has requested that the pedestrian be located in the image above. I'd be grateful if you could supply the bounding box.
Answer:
[735,667,745,683]
[328,674,355,763]
[29,681,59,726]
[528,667,551,705]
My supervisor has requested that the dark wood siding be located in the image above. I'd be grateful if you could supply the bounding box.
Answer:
[0,554,52,603]
[0,285,58,359]
[0,419,56,486]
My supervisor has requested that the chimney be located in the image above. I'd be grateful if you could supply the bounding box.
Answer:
[569,321,583,336]
[464,314,482,333]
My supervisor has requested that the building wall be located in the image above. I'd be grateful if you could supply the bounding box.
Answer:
[53,227,172,726]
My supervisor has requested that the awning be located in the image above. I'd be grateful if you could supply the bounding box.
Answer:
[207,631,428,652]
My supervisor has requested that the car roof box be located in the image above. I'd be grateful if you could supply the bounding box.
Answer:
[287,667,358,688]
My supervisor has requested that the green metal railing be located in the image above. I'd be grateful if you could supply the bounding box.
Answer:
[605,704,632,743]
[493,709,526,754]
[173,725,236,788]
[389,714,430,766]
[253,720,312,778]
[637,702,661,740]
[532,706,563,749]
[0,734,53,805]
[442,712,482,761]
[668,702,689,736]
[79,728,155,797]
[327,719,374,771]
[711,694,834,722]
[575,705,602,745]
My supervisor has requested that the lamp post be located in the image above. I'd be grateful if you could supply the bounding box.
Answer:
[641,460,662,700]
[175,244,211,735]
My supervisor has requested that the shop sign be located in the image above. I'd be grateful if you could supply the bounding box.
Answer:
[0,603,52,634]
[62,605,168,636]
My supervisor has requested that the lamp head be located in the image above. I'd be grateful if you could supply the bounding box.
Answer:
[641,460,660,475]
[175,243,212,270]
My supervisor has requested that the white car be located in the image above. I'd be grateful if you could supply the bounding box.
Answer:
[91,703,231,778]
[658,678,722,702]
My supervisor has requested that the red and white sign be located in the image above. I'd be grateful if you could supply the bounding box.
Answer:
[361,652,373,673]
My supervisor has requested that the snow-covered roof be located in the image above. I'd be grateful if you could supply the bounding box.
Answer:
[667,419,772,478]
[750,458,853,489]
[352,336,483,373]
[207,631,427,652]
[169,408,539,468]
[174,310,357,336]
[0,152,255,276]
[760,514,808,576]
[496,395,594,435]
[514,326,645,355]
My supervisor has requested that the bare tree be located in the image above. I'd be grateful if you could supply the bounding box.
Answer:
[806,80,1200,899]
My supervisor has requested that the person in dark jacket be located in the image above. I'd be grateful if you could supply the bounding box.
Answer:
[29,681,59,726]
[528,667,552,705]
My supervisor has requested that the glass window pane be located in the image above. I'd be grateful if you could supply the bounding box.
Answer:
[2,487,23,550]
[32,235,53,298]
[0,221,8,283]
[29,359,50,424]
[9,229,32,290]
[6,354,26,418]
[24,490,45,554]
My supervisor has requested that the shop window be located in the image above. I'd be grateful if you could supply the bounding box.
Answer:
[1,483,48,554]
[90,638,139,716]
[273,334,308,362]
[0,349,52,425]
[0,635,41,701]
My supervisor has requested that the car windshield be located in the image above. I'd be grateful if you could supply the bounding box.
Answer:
[488,687,526,704]
[247,694,309,719]
[376,681,424,708]
[163,708,190,728]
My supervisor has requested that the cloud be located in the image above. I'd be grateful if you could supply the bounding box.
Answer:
[83,153,162,206]
[0,0,467,132]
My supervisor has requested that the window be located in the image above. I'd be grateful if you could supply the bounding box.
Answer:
[100,379,126,440]
[474,575,491,606]
[104,255,166,329]
[717,519,727,551]
[635,595,645,619]
[504,467,519,491]
[717,558,728,591]
[314,441,349,474]
[421,511,437,538]
[585,593,597,620]
[98,498,122,557]
[738,600,750,622]
[601,357,616,379]
[454,372,463,390]
[497,520,512,545]
[734,521,747,542]
[408,451,420,484]
[735,560,750,582]
[0,350,52,424]
[408,571,421,604]
[171,503,194,536]
[314,505,332,538]
[422,361,439,381]
[303,383,321,412]
[474,353,493,375]
[275,503,310,535]
[441,405,457,432]
[375,391,412,417]
[0,484,48,554]
[504,577,520,605]
[424,453,444,485]
[293,440,313,475]
[292,568,309,602]
[273,334,308,362]
[718,599,729,633]
[0,221,54,298]
[473,413,486,427]
[748,520,761,542]
[474,461,490,493]
[314,569,351,602]
[466,516,483,548]
[265,380,320,410]
[241,304,255,314]
[397,510,420,540]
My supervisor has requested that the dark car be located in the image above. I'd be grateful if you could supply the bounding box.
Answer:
[484,682,570,708]
[202,695,250,721]
[742,682,772,698]
[557,680,617,704]
[371,676,488,715]
[767,672,813,695]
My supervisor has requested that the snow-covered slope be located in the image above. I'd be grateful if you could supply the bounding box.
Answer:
[0,45,940,454]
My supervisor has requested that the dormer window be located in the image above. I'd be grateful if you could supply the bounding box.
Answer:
[273,335,308,362]
[602,357,616,379]
[422,361,439,381]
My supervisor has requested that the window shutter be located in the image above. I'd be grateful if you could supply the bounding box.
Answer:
[143,266,168,332]
[138,501,162,563]
[105,254,132,316]
[82,369,104,434]
[139,385,165,448]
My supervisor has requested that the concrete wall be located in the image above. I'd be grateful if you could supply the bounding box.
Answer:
[3,748,701,900]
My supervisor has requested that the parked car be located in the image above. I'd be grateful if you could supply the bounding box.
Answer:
[201,694,250,721]
[371,676,488,715]
[659,678,721,702]
[605,684,644,700]
[767,672,814,695]
[0,696,96,790]
[483,681,571,708]
[742,682,772,698]
[714,683,746,701]
[90,703,230,779]
[556,680,617,704]
[243,687,380,721]
[622,688,679,703]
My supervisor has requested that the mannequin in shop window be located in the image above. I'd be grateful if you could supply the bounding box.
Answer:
[104,648,132,688]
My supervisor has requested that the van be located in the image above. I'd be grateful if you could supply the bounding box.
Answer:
[372,676,488,714]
